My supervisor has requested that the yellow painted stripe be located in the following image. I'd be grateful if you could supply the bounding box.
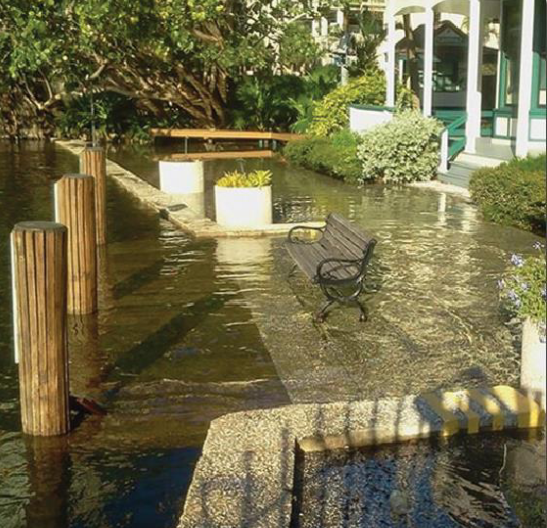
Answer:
[467,388,505,431]
[488,385,546,429]
[420,393,460,436]
[442,391,481,434]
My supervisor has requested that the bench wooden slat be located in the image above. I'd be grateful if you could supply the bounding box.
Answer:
[325,215,371,254]
[321,229,363,260]
[287,242,358,282]
[328,213,372,245]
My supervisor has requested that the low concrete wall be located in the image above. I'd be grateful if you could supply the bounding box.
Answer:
[57,141,323,238]
[179,385,545,528]
[349,105,393,133]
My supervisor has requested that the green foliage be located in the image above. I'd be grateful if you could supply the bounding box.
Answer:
[0,0,334,136]
[469,156,546,234]
[499,244,546,328]
[505,153,546,172]
[357,110,443,184]
[307,72,416,137]
[54,92,187,143]
[284,130,362,183]
[229,65,339,132]
[308,73,385,136]
[278,22,323,73]
[347,9,385,76]
[228,75,305,131]
[288,65,340,133]
[216,169,272,188]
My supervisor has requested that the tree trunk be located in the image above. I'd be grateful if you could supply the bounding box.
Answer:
[403,15,420,95]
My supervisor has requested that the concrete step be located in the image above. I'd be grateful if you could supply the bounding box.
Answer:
[457,152,507,168]
[474,138,515,161]
[437,171,470,188]
[448,161,477,178]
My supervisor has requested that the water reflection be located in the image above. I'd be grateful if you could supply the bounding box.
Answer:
[0,142,288,528]
[297,432,542,527]
[24,436,70,528]
[1,142,544,528]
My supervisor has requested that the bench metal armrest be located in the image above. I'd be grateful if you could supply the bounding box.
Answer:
[316,257,364,284]
[288,224,326,244]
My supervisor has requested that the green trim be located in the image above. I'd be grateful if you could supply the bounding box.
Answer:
[448,137,466,158]
[531,0,546,110]
[349,104,395,112]
[441,113,467,159]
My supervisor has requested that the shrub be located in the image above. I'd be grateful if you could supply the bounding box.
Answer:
[469,156,546,234]
[506,153,546,172]
[308,73,384,137]
[308,72,415,137]
[284,130,362,183]
[216,170,272,188]
[228,75,306,131]
[498,243,546,330]
[357,110,443,184]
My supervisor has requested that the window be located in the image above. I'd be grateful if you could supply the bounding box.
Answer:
[501,0,522,106]
[534,0,546,106]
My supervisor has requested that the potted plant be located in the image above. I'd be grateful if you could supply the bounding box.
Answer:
[499,242,546,409]
[214,170,273,227]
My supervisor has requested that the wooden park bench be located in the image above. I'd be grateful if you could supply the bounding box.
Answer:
[285,213,377,323]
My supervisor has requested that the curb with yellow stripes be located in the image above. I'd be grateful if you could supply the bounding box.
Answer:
[418,385,545,436]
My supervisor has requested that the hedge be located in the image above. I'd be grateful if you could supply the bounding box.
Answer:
[357,110,443,184]
[469,154,546,234]
[283,130,362,183]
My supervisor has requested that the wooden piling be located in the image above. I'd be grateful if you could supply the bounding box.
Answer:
[54,174,98,314]
[80,146,107,245]
[11,221,70,436]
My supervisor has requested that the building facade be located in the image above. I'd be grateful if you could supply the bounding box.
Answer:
[384,0,547,157]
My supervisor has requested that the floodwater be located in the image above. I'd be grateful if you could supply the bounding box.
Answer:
[297,431,546,528]
[0,141,544,528]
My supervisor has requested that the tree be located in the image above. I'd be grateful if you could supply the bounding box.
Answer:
[346,8,386,76]
[402,14,420,95]
[0,0,332,137]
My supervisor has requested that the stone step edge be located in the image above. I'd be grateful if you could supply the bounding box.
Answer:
[178,385,545,527]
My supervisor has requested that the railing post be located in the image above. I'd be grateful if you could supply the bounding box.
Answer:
[438,128,449,173]
[80,146,107,245]
[11,221,70,436]
[54,174,98,315]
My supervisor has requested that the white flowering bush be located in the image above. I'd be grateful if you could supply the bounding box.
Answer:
[357,110,444,184]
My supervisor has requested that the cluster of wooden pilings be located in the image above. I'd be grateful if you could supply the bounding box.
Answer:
[11,146,107,437]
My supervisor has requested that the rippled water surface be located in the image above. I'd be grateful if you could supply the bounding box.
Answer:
[297,431,546,528]
[0,141,544,528]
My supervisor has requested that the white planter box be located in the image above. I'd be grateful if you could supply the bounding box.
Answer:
[214,186,272,227]
[520,318,546,409]
[159,161,204,194]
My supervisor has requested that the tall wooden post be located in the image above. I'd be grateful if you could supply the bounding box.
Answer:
[11,221,70,436]
[54,174,98,314]
[80,146,107,245]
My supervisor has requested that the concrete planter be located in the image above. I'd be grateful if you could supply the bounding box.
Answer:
[159,161,204,194]
[520,318,546,409]
[214,186,272,227]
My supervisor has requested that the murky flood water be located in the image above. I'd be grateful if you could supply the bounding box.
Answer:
[297,430,546,528]
[0,141,544,527]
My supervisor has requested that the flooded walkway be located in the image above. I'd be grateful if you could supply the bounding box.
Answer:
[0,141,542,528]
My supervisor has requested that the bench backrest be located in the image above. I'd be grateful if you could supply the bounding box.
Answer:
[323,213,376,265]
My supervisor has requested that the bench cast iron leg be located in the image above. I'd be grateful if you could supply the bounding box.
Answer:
[315,299,335,323]
[356,299,368,323]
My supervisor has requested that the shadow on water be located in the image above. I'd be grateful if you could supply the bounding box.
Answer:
[0,142,289,528]
[0,142,544,528]
[108,292,226,382]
